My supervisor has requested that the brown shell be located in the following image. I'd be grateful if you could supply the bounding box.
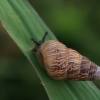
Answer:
[40,40,99,80]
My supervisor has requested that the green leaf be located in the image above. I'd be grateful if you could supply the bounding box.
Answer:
[0,0,100,100]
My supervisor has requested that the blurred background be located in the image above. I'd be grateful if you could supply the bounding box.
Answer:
[0,0,100,100]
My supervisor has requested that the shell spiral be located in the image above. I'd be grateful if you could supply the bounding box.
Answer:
[40,40,100,80]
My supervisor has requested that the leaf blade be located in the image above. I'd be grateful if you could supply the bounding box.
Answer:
[0,0,100,100]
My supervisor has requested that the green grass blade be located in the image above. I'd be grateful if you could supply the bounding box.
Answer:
[0,0,100,100]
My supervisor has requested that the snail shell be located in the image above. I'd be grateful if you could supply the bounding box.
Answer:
[30,32,100,81]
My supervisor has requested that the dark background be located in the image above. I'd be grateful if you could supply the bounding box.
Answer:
[0,0,100,100]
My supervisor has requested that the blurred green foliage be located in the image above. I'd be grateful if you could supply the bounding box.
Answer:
[0,0,100,99]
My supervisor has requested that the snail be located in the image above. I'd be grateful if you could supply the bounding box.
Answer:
[30,32,100,81]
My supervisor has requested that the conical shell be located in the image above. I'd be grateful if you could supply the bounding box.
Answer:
[40,40,99,80]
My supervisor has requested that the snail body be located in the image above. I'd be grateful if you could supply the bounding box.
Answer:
[30,32,100,80]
